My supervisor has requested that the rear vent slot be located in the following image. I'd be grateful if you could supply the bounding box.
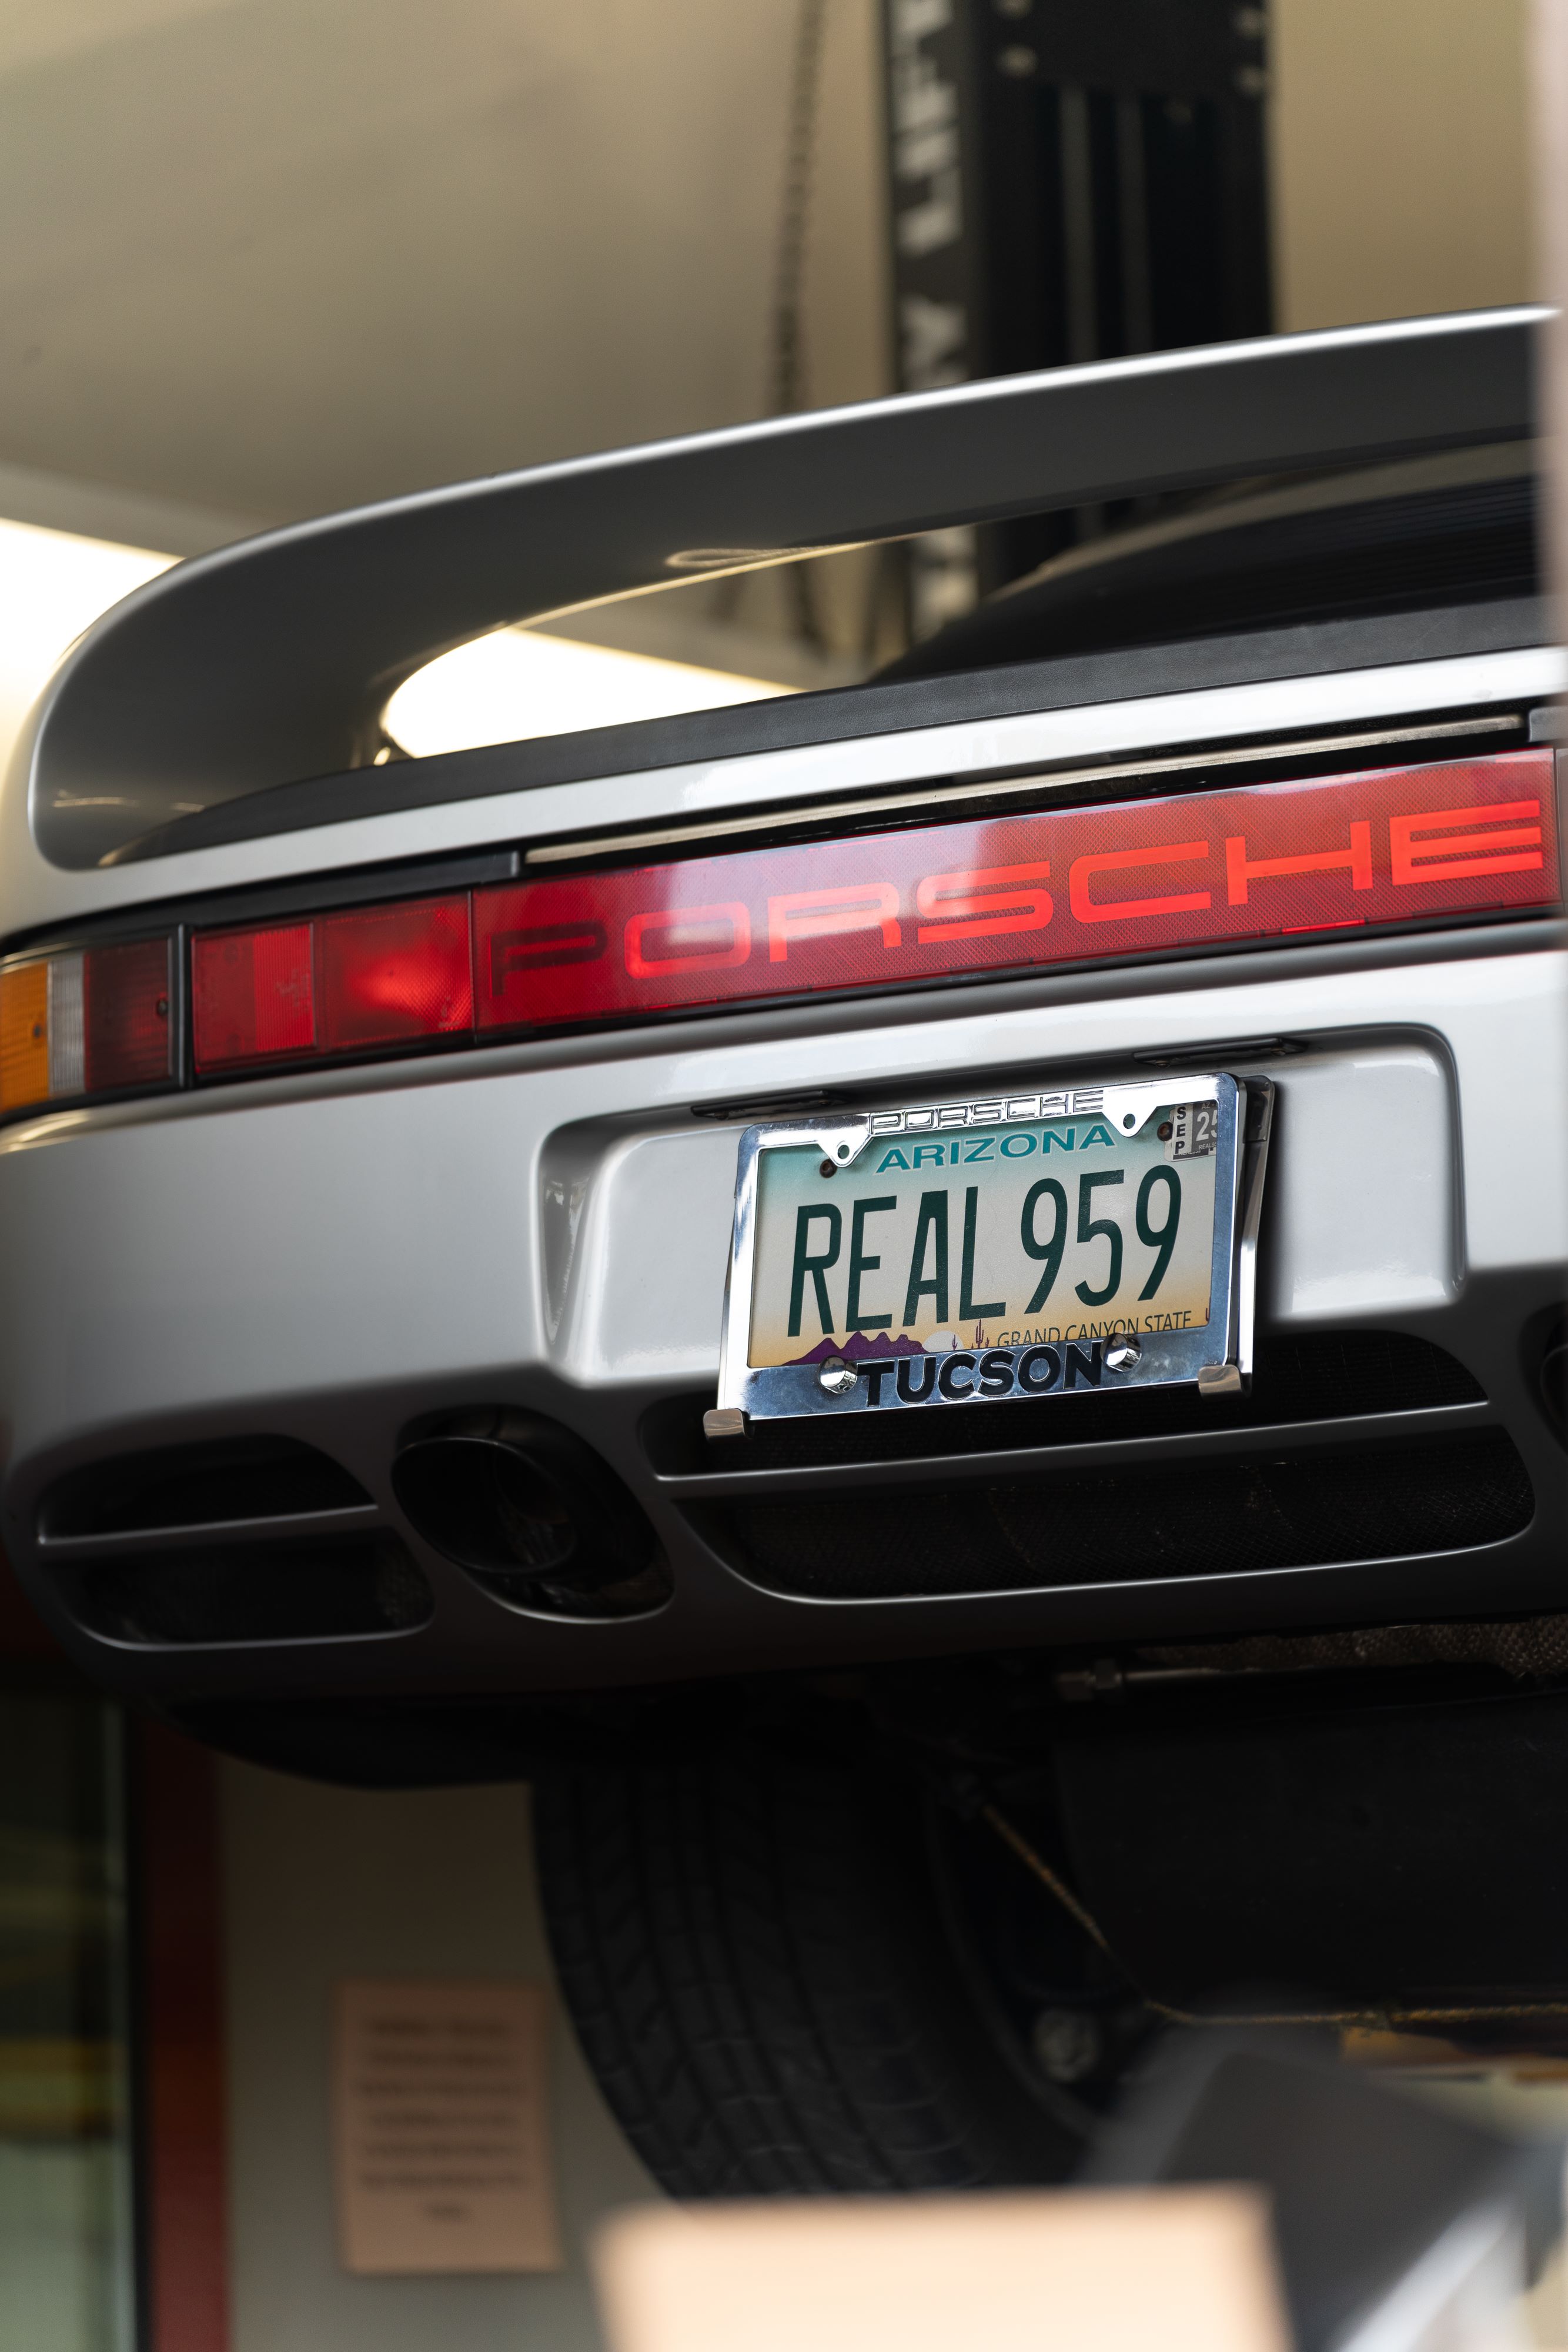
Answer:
[647,1331,1485,1475]
[56,1534,430,1646]
[700,1432,1532,1601]
[39,1436,370,1539]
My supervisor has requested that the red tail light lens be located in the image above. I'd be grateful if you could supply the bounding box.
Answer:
[85,938,176,1090]
[191,923,314,1068]
[317,898,472,1051]
[193,897,471,1074]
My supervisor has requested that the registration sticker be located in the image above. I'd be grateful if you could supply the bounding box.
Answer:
[1167,1100,1217,1159]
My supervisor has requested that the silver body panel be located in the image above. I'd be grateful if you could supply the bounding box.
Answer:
[0,721,1560,1695]
[0,304,1560,1705]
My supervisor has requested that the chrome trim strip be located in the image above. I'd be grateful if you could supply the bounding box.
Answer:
[523,713,1524,866]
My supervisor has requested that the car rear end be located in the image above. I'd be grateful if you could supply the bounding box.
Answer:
[0,312,1559,1728]
[0,314,1563,2187]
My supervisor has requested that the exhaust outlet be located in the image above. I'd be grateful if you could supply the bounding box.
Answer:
[392,1409,670,1618]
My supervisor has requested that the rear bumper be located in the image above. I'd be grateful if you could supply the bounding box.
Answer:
[1,924,1563,1703]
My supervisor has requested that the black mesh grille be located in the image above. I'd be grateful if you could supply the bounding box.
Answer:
[703,1433,1532,1601]
[59,1534,431,1645]
[649,1331,1485,1476]
[1138,1615,1568,1681]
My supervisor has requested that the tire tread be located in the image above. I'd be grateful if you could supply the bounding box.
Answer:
[534,1753,1009,2196]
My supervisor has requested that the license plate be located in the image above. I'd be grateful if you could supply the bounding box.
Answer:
[713,1073,1270,1428]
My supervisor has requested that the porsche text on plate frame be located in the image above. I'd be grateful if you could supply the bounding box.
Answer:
[715,1073,1271,1426]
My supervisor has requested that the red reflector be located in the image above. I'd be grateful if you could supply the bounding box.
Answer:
[473,751,1560,1031]
[83,937,173,1091]
[192,900,472,1073]
[193,923,314,1071]
[317,897,472,1051]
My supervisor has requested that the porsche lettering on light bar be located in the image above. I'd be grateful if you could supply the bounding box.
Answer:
[1,751,1557,1113]
[181,750,1562,1073]
[472,753,1556,1030]
[183,751,1557,1080]
[474,748,1561,1016]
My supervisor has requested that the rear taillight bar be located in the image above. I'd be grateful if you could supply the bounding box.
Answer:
[467,751,1556,1034]
[0,749,1557,1115]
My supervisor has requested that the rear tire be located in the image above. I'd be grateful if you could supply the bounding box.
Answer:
[533,1744,1081,2196]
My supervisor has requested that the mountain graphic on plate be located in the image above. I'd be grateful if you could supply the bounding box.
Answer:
[786,1332,934,1365]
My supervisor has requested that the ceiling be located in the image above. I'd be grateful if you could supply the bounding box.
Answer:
[0,0,1531,606]
[0,0,890,536]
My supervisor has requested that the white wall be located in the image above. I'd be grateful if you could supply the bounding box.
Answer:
[1272,0,1534,329]
[0,0,1539,540]
[0,0,890,526]
[220,1763,657,2352]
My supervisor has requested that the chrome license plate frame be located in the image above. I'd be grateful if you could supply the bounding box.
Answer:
[713,1072,1272,1429]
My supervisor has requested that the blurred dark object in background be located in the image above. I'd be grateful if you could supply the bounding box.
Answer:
[881,0,1272,627]
[1087,2030,1565,2352]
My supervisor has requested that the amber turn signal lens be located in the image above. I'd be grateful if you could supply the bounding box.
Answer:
[0,961,49,1112]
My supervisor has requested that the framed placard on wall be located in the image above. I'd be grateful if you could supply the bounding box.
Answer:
[332,1977,560,2275]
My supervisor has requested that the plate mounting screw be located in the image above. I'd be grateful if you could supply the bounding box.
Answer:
[1105,1331,1142,1372]
[818,1356,857,1395]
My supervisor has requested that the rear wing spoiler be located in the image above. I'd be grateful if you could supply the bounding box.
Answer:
[18,308,1546,870]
